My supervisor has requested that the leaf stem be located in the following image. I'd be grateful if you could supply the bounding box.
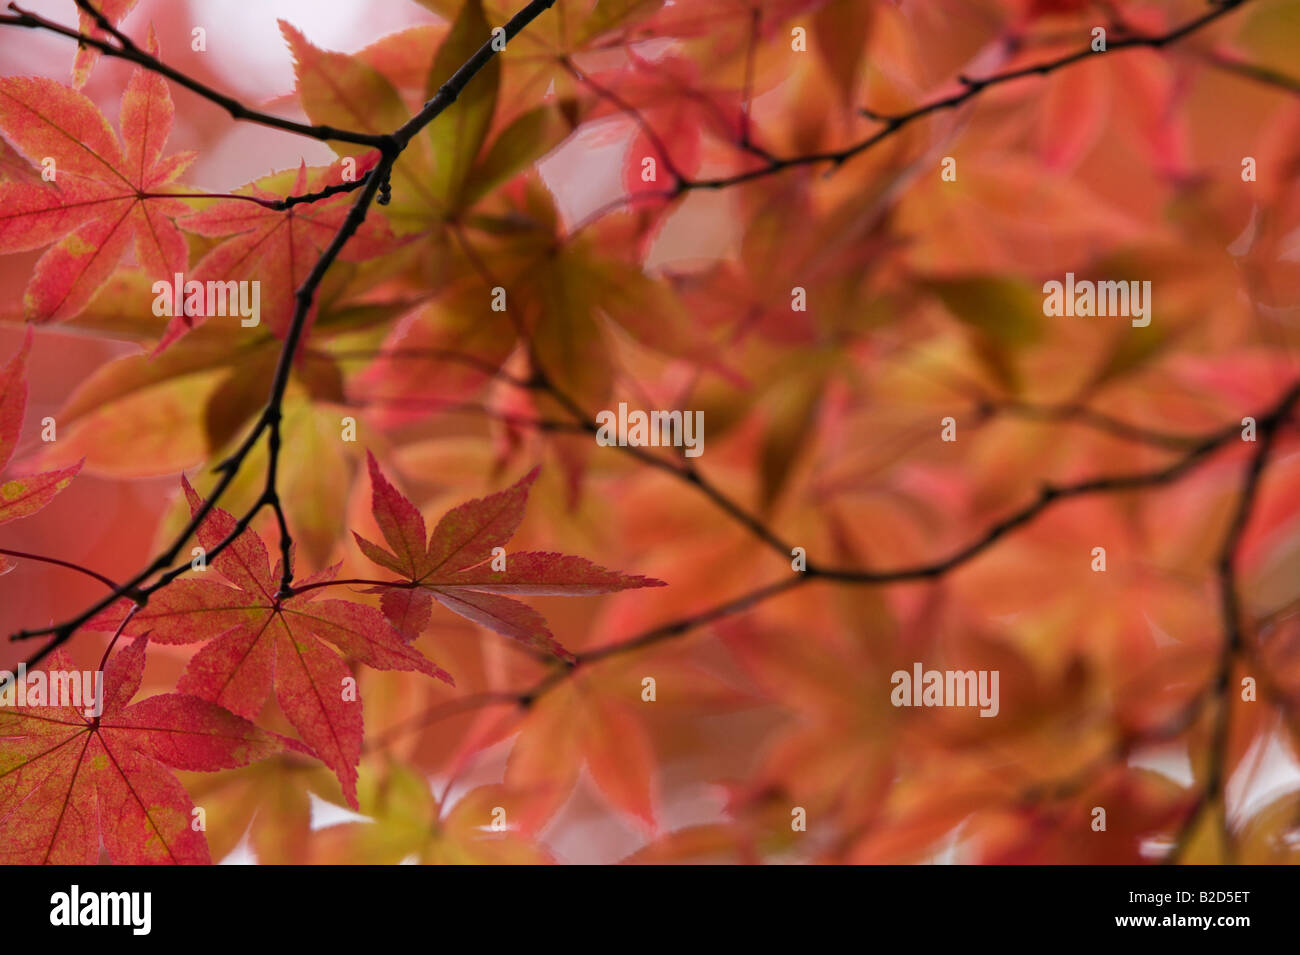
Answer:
[0,547,119,590]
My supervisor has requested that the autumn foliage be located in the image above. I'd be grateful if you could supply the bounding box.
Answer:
[1,0,1300,865]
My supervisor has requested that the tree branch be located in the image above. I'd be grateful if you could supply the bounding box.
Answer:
[1,1,395,152]
[569,0,1256,199]
[375,380,1300,757]
[6,0,561,671]
[1199,47,1300,95]
[1164,381,1297,863]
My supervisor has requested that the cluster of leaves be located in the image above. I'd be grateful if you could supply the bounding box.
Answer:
[3,351,658,859]
[2,0,1300,864]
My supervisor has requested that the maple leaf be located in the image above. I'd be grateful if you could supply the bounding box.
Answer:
[317,764,556,867]
[0,635,283,864]
[71,0,142,89]
[315,764,553,864]
[0,333,80,552]
[492,644,746,834]
[0,28,193,322]
[87,476,452,807]
[180,755,334,864]
[277,21,410,160]
[163,157,397,347]
[354,452,666,662]
[507,676,660,832]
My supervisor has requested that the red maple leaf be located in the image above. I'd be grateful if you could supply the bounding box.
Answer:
[161,156,396,348]
[355,452,667,662]
[88,476,451,806]
[0,28,193,322]
[0,333,80,572]
[0,635,284,864]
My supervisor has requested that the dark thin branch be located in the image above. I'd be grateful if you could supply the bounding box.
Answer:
[1200,48,1300,95]
[7,199,391,647]
[7,0,561,670]
[532,363,802,557]
[261,159,395,596]
[0,547,119,591]
[271,171,377,211]
[392,0,557,149]
[1165,383,1298,864]
[982,398,1216,451]
[571,372,1291,644]
[559,57,690,183]
[575,576,806,664]
[337,338,1293,585]
[376,379,1300,746]
[1,2,395,152]
[534,375,1294,585]
[139,172,375,212]
[367,579,809,749]
[324,338,1252,568]
[583,0,1254,198]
